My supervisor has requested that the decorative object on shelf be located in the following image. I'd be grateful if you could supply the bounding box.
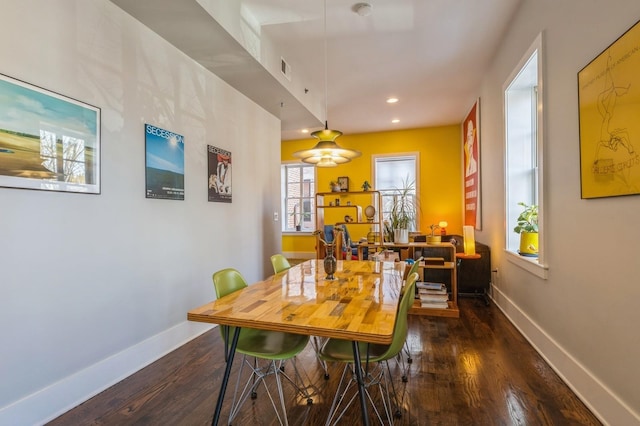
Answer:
[513,202,538,256]
[361,180,371,191]
[344,215,354,223]
[337,176,349,191]
[389,177,416,243]
[427,222,443,243]
[463,225,476,256]
[291,0,361,168]
[313,228,342,280]
[0,73,101,194]
[364,205,376,221]
[330,181,341,192]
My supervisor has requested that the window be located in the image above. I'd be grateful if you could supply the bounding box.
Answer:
[373,154,419,230]
[281,163,315,232]
[504,33,546,277]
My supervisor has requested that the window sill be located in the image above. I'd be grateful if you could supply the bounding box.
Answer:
[505,250,548,279]
[283,231,314,236]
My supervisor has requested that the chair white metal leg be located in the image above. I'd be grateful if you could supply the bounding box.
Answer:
[227,356,312,425]
[324,362,399,426]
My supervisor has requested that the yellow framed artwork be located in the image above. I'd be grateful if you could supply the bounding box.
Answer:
[578,20,640,199]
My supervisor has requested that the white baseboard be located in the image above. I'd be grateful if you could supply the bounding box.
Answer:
[0,321,214,426]
[283,251,315,259]
[491,285,640,426]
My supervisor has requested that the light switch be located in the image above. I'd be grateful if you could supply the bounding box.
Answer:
[273,212,279,221]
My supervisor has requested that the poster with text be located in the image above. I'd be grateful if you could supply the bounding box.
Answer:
[145,124,184,200]
[208,145,232,203]
[463,99,481,229]
[578,20,640,198]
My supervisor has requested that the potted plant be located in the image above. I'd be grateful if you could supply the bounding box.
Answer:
[388,178,416,244]
[513,202,538,256]
[329,181,341,192]
[427,223,441,243]
[290,205,311,231]
[361,180,371,191]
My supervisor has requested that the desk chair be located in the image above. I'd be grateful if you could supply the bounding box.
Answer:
[212,268,312,425]
[318,272,419,425]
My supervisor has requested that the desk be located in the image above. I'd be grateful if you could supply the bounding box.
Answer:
[188,259,405,425]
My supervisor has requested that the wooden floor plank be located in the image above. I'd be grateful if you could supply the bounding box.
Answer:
[48,298,601,425]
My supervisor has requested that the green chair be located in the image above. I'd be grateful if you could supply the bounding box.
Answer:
[318,272,419,425]
[212,268,312,425]
[270,254,331,380]
[397,257,423,381]
[270,254,292,274]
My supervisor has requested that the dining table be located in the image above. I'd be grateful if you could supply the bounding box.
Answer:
[187,259,406,426]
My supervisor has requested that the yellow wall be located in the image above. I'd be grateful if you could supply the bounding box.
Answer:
[282,125,463,256]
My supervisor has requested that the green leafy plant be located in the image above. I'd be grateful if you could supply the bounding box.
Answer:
[513,202,538,234]
[389,177,417,230]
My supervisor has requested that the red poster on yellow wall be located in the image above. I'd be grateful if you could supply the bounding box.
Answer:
[463,100,481,229]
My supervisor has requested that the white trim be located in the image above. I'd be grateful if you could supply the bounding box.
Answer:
[0,321,214,426]
[491,285,640,426]
[283,251,316,259]
[505,249,548,279]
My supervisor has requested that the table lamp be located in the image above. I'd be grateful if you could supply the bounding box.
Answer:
[463,225,476,256]
[439,221,448,236]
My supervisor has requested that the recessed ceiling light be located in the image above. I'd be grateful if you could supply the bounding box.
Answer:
[392,119,400,124]
[386,97,398,104]
[301,129,309,134]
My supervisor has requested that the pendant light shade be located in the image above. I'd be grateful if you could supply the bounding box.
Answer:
[292,0,361,167]
[293,122,361,167]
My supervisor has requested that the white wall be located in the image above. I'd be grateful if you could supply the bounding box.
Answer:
[0,0,282,424]
[479,0,640,424]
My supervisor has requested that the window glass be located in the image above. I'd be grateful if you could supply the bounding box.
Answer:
[281,163,315,231]
[374,155,418,230]
[504,33,545,273]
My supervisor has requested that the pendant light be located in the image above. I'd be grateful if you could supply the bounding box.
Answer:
[293,0,361,167]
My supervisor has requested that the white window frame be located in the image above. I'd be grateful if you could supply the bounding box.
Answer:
[372,153,420,231]
[503,33,547,278]
[281,162,316,233]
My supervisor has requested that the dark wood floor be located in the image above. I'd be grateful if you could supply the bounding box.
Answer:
[48,298,601,425]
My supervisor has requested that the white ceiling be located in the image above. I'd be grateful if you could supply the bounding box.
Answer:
[110,0,522,140]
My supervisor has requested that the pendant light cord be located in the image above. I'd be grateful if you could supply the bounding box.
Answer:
[323,0,328,127]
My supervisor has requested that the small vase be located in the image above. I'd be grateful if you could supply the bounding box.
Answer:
[324,246,337,280]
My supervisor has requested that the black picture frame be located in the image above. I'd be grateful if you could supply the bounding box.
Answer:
[337,176,349,191]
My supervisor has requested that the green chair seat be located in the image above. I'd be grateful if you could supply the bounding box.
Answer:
[222,327,309,360]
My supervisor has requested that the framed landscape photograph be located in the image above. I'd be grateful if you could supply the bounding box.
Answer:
[145,124,184,200]
[0,73,100,194]
[578,20,640,199]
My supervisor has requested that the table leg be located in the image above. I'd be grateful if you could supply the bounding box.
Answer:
[351,341,370,426]
[212,327,240,426]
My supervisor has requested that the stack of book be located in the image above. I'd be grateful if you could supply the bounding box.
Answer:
[416,281,449,309]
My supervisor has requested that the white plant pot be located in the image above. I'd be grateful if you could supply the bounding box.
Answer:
[394,228,409,244]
